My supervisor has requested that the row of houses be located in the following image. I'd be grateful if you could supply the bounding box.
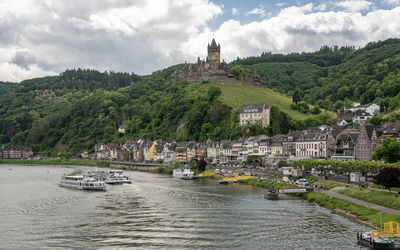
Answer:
[0,146,34,159]
[93,121,400,164]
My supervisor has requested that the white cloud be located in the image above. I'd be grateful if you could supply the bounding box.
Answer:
[335,0,373,12]
[314,3,328,11]
[232,8,239,15]
[187,4,400,63]
[245,6,266,17]
[381,0,400,6]
[1,1,400,82]
[275,2,285,7]
[0,0,223,82]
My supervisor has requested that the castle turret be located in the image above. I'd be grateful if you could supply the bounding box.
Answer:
[207,38,220,70]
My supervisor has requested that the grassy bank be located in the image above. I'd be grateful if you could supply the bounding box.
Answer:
[197,170,223,180]
[338,188,400,212]
[0,159,108,167]
[301,191,400,228]
[241,177,400,227]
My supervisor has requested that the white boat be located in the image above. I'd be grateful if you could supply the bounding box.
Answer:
[173,167,194,180]
[87,169,132,184]
[108,170,132,184]
[58,175,106,191]
[357,231,395,249]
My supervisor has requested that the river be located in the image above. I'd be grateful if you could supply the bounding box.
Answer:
[0,164,370,249]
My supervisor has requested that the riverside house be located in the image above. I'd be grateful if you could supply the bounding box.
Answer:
[0,146,34,159]
[295,131,335,159]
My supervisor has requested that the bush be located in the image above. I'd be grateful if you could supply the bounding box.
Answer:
[96,161,109,168]
[157,166,166,174]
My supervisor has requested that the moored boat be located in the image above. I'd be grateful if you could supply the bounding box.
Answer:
[264,189,279,200]
[357,231,395,249]
[173,167,194,180]
[58,175,106,191]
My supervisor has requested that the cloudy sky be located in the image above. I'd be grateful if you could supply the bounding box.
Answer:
[1,0,400,82]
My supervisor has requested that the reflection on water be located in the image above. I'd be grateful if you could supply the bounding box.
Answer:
[0,164,369,249]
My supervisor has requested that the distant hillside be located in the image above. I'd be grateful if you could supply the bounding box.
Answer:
[2,38,400,155]
[0,81,17,95]
[233,38,400,109]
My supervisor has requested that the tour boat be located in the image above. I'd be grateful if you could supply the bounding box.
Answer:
[357,231,395,249]
[105,174,125,185]
[58,175,106,191]
[87,169,132,184]
[264,189,279,200]
[173,167,194,180]
[108,170,132,184]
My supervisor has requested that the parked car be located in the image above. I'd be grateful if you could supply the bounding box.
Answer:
[295,179,308,187]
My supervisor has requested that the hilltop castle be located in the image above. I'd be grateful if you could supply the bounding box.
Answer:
[173,39,261,86]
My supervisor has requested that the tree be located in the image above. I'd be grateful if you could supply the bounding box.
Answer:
[292,90,301,104]
[230,65,249,80]
[207,86,221,102]
[197,159,207,172]
[311,106,321,114]
[372,137,400,163]
[373,167,400,193]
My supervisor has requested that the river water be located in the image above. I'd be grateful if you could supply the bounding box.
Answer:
[0,164,370,249]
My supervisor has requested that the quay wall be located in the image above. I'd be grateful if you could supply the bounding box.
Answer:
[108,162,170,172]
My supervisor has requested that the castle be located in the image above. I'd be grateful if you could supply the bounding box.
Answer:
[173,39,261,86]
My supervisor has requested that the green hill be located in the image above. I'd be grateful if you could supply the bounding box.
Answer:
[1,38,400,155]
[233,38,400,110]
[187,83,320,120]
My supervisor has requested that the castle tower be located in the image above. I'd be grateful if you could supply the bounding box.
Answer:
[207,38,220,70]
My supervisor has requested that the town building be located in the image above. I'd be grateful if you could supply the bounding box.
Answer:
[0,146,33,159]
[238,103,270,128]
[295,132,335,159]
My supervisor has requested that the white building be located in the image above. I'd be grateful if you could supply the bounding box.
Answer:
[353,111,372,124]
[366,104,380,115]
[238,103,270,128]
[295,132,334,159]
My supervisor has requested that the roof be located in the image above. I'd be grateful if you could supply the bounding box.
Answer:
[238,103,270,113]
[297,132,330,142]
[0,146,32,151]
[337,133,359,144]
[353,110,372,116]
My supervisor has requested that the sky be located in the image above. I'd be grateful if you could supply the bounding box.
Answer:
[1,0,400,82]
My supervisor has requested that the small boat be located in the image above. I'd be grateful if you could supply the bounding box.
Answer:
[173,167,194,180]
[218,179,229,184]
[357,231,395,249]
[58,175,106,191]
[264,189,279,200]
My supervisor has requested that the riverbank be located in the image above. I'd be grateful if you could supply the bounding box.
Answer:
[0,159,108,167]
[240,178,400,228]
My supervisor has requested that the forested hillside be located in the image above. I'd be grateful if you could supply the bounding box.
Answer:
[0,81,17,95]
[233,38,400,111]
[1,38,400,156]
